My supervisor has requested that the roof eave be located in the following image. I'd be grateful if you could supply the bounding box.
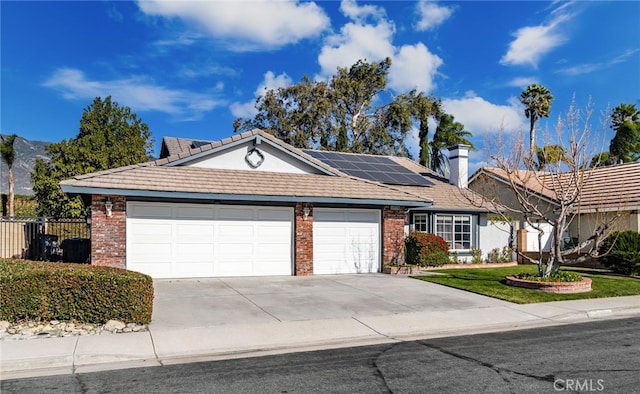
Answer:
[60,185,432,207]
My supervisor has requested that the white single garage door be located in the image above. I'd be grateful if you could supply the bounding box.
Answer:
[313,208,380,274]
[126,202,292,278]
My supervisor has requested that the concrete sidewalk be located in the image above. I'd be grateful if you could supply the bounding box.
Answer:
[1,275,639,380]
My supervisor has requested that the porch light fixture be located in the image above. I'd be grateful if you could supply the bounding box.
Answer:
[105,198,113,217]
[303,206,310,220]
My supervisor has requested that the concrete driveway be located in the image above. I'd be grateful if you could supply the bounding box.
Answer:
[150,274,511,330]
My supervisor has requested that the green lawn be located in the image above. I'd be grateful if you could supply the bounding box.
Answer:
[413,265,640,304]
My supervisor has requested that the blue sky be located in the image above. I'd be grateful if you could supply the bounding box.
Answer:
[2,1,639,170]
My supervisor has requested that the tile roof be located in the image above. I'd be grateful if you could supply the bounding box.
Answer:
[63,129,503,210]
[477,162,640,212]
[60,164,432,205]
[387,157,494,212]
[160,136,213,158]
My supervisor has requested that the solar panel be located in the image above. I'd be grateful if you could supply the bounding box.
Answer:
[304,149,431,186]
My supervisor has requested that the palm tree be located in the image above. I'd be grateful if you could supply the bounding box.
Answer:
[520,84,553,160]
[430,112,473,176]
[536,144,568,170]
[611,103,639,131]
[0,134,18,217]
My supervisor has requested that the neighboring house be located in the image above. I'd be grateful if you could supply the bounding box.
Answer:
[469,162,640,252]
[60,130,509,279]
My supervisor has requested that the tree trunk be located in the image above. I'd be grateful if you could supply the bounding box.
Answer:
[8,166,14,217]
[529,116,536,159]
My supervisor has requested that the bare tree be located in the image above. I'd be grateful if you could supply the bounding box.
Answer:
[468,102,622,277]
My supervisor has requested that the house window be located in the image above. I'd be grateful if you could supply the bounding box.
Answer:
[413,214,428,232]
[436,214,471,250]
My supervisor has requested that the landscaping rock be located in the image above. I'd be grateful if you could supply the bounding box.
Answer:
[104,320,126,332]
[0,319,147,341]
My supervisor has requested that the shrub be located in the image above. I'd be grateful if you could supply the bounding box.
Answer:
[487,246,513,263]
[598,231,640,275]
[0,259,154,323]
[405,232,450,267]
[514,271,583,283]
[470,248,483,264]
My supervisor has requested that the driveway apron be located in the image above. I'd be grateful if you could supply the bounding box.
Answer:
[150,274,510,330]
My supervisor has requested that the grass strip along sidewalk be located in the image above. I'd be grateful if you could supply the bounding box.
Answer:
[414,265,640,304]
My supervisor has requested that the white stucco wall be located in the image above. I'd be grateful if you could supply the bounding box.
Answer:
[478,215,513,260]
[524,223,554,252]
[186,140,324,174]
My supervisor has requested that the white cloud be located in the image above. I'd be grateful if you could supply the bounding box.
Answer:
[415,0,453,31]
[340,0,386,22]
[137,1,330,51]
[317,6,395,79]
[443,93,526,135]
[317,0,443,93]
[506,77,539,89]
[556,48,640,76]
[43,68,224,120]
[230,71,293,119]
[500,5,574,67]
[389,43,442,93]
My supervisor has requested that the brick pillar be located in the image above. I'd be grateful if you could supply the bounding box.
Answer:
[90,194,126,269]
[382,206,406,266]
[294,202,313,276]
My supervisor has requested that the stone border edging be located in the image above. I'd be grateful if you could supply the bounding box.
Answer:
[383,261,518,275]
[505,275,592,293]
[424,261,518,270]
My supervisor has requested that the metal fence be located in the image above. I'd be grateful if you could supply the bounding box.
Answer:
[0,217,91,263]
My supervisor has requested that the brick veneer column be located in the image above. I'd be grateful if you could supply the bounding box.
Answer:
[382,206,407,266]
[294,202,313,276]
[90,194,126,269]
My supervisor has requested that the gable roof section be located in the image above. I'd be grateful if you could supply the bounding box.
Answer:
[60,163,432,207]
[157,130,340,177]
[474,162,640,212]
[159,136,215,158]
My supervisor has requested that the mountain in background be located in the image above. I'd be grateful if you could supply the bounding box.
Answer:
[0,134,50,195]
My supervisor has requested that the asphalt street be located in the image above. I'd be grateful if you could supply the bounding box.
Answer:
[2,316,638,394]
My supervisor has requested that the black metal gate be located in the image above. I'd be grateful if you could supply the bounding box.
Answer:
[0,217,91,263]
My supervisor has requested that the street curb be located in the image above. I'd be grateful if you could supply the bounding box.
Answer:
[2,309,637,381]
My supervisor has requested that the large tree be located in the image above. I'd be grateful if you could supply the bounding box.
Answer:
[468,102,619,278]
[234,58,465,160]
[0,134,18,217]
[520,84,554,160]
[31,96,153,217]
[235,58,405,154]
[394,90,441,167]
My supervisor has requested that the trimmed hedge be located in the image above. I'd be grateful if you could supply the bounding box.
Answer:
[0,259,154,324]
[405,232,451,267]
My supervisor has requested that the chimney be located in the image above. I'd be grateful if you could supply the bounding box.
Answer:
[448,144,470,188]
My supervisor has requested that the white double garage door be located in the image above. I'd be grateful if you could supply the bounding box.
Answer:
[126,202,380,278]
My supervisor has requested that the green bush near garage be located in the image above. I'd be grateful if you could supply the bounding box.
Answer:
[0,259,153,324]
[405,232,451,267]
